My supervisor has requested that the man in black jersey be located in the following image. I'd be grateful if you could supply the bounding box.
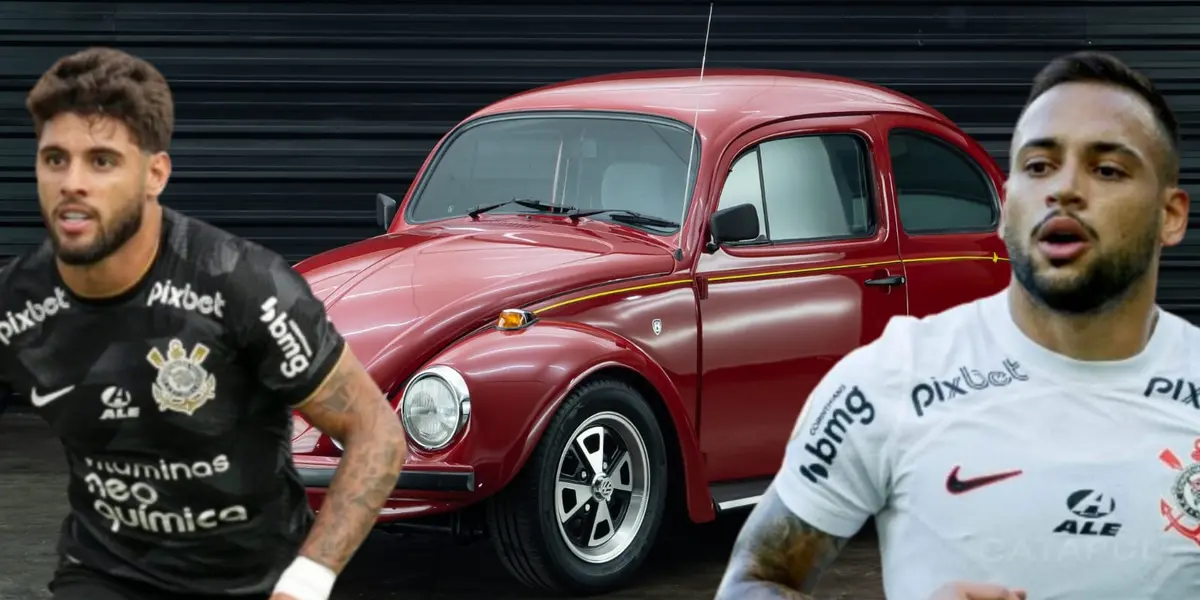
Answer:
[0,47,408,600]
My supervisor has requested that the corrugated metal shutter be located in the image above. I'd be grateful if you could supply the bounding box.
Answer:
[0,1,1197,317]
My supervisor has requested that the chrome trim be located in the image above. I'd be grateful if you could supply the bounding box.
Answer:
[399,365,471,451]
[715,495,762,511]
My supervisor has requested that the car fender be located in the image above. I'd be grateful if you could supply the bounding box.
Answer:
[427,319,716,523]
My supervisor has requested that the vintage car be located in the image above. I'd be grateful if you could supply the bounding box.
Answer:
[290,68,1011,594]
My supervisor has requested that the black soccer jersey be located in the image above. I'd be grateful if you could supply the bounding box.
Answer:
[0,208,346,596]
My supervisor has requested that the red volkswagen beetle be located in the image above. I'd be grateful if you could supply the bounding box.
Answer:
[290,68,1011,594]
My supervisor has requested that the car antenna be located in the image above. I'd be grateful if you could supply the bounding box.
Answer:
[675,2,713,262]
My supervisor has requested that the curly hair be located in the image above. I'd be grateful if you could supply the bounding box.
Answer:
[26,46,174,153]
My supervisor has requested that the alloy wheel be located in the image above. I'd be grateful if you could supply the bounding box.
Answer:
[553,410,650,564]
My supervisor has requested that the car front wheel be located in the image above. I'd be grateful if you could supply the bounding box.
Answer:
[486,378,668,595]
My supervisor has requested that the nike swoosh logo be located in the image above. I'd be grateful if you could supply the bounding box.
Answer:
[946,465,1023,495]
[29,385,75,407]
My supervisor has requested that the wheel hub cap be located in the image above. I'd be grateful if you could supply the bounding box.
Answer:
[592,474,615,502]
[553,411,651,564]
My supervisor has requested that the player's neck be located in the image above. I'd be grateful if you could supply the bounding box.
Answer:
[57,204,164,299]
[1007,281,1160,362]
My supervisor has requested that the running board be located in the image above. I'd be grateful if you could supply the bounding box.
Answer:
[710,478,771,513]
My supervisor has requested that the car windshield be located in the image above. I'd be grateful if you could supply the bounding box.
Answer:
[406,113,699,233]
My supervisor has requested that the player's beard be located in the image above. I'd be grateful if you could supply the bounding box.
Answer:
[1003,216,1158,315]
[49,193,146,267]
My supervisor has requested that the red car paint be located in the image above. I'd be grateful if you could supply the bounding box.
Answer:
[290,68,1011,526]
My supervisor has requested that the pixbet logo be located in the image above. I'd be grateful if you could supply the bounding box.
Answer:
[0,287,70,346]
[260,296,313,379]
[1144,376,1200,411]
[146,280,225,318]
[798,385,876,484]
[911,358,1028,417]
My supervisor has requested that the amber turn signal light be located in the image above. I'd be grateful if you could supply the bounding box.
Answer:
[496,308,536,330]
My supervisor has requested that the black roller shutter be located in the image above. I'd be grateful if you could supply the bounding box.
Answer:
[0,1,1197,318]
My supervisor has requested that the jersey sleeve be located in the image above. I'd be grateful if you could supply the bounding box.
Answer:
[226,245,347,408]
[771,318,910,539]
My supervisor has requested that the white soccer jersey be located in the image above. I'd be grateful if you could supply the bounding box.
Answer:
[775,288,1200,600]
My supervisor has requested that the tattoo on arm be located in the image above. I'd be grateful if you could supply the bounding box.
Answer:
[294,348,408,573]
[714,488,849,599]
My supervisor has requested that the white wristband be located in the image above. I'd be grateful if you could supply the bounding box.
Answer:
[272,556,337,600]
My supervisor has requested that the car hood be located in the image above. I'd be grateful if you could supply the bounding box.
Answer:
[294,223,677,391]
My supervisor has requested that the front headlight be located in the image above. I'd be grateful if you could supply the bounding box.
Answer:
[400,365,471,451]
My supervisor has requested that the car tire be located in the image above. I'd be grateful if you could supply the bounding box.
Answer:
[486,378,668,595]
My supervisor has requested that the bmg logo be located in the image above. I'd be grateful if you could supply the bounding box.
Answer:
[259,296,314,379]
[798,386,876,484]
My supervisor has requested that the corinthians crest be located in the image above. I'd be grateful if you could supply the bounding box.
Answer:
[1158,438,1200,545]
[146,339,217,416]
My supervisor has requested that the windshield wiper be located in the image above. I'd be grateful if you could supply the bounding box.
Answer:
[568,208,679,228]
[467,198,574,219]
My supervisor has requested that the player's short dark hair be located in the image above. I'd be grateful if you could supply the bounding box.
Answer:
[1025,51,1180,182]
[26,46,174,154]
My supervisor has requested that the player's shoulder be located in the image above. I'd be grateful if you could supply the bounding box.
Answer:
[152,208,297,323]
[846,292,999,387]
[1,240,54,274]
[0,242,57,299]
[160,207,282,278]
[1149,308,1200,377]
[1165,309,1200,346]
[0,254,18,289]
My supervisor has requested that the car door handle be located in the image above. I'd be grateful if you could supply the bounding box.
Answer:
[864,275,906,286]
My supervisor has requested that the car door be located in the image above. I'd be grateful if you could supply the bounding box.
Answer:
[696,115,908,482]
[874,114,1011,318]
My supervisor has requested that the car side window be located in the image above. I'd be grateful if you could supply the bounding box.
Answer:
[715,133,874,245]
[715,150,767,241]
[889,129,999,234]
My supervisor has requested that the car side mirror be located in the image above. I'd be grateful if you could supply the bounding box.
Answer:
[706,203,760,251]
[376,193,398,232]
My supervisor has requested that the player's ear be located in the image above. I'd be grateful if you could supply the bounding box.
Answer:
[1160,185,1189,248]
[144,151,172,202]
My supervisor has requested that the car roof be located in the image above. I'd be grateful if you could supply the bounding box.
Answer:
[469,68,953,138]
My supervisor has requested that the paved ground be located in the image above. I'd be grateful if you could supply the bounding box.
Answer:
[0,412,884,599]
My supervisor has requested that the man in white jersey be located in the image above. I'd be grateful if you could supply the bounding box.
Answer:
[714,51,1196,600]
